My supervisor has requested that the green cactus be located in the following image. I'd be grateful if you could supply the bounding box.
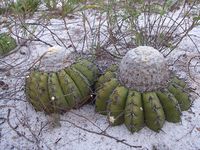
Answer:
[96,71,116,89]
[95,66,191,133]
[156,89,181,123]
[48,72,70,113]
[124,90,144,133]
[107,86,128,126]
[72,59,98,85]
[105,64,118,72]
[95,64,118,89]
[25,59,98,114]
[0,33,17,56]
[25,71,45,111]
[171,76,187,88]
[143,92,165,132]
[95,78,119,115]
[168,83,191,111]
[65,67,91,99]
[57,69,82,108]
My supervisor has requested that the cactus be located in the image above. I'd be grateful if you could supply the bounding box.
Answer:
[168,83,191,111]
[95,78,119,115]
[0,33,17,56]
[171,76,186,88]
[124,90,144,133]
[156,89,181,123]
[95,64,117,89]
[65,67,90,98]
[95,71,116,89]
[143,92,165,132]
[107,86,128,126]
[72,59,99,85]
[57,69,82,108]
[95,46,192,133]
[95,68,191,133]
[48,72,70,112]
[25,59,98,114]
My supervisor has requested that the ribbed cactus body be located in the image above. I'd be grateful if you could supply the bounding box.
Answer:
[95,64,117,89]
[108,86,128,126]
[48,72,70,112]
[65,67,90,98]
[124,90,144,133]
[156,89,181,123]
[142,92,165,132]
[168,83,191,111]
[95,66,191,133]
[57,69,82,108]
[25,59,98,114]
[171,76,186,88]
[72,59,98,84]
[95,78,119,115]
[95,71,116,89]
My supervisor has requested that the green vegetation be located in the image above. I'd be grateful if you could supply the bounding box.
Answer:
[44,0,86,16]
[0,33,17,56]
[10,0,40,16]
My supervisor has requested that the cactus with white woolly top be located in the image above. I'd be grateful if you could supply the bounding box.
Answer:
[25,59,99,114]
[95,46,191,132]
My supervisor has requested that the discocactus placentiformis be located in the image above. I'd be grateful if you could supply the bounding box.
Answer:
[0,33,17,56]
[25,59,99,114]
[95,46,191,133]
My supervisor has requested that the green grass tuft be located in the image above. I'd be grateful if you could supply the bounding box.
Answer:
[0,33,17,56]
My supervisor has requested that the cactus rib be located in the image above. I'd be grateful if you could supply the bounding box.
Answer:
[125,90,144,133]
[157,89,181,123]
[108,86,128,126]
[142,92,165,132]
[168,83,191,111]
[95,78,119,115]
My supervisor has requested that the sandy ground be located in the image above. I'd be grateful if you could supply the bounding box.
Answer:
[0,4,200,150]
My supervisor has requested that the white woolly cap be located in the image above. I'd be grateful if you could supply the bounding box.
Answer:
[39,46,70,72]
[119,46,170,92]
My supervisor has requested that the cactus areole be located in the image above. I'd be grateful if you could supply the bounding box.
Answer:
[119,46,170,92]
[95,46,191,133]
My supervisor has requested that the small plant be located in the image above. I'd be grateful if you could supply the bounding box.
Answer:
[0,33,17,56]
[61,0,84,16]
[90,0,200,57]
[95,46,192,133]
[0,0,13,15]
[25,59,99,114]
[0,7,6,15]
[44,0,58,10]
[44,0,86,16]
[10,0,40,16]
